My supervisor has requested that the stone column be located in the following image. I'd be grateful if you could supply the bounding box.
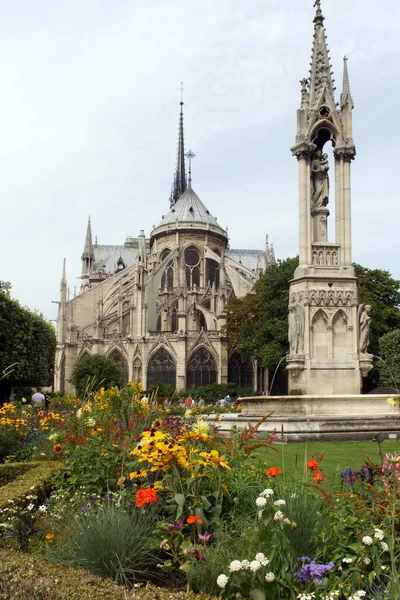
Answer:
[298,154,309,267]
[343,158,352,266]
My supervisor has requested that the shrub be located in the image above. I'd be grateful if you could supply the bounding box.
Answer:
[0,550,217,599]
[71,355,123,397]
[0,461,61,510]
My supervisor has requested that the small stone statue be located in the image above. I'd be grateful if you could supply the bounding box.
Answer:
[311,150,329,209]
[288,301,305,355]
[358,304,372,354]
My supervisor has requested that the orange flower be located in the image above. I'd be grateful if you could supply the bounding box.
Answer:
[38,411,44,417]
[187,515,203,525]
[266,466,281,477]
[313,471,325,482]
[26,414,32,420]
[45,534,54,540]
[307,459,319,471]
[53,444,63,454]
[135,487,158,507]
[117,476,126,488]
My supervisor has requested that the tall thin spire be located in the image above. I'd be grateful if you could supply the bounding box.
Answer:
[340,56,354,109]
[185,149,195,189]
[82,216,94,257]
[308,0,335,107]
[170,87,187,207]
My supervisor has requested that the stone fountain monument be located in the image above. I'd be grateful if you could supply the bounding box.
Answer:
[238,1,399,441]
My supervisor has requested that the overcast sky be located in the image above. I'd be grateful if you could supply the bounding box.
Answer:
[1,0,399,321]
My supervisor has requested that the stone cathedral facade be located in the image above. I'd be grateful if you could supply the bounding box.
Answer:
[54,104,276,393]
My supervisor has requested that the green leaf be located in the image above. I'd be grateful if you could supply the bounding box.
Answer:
[174,493,185,518]
[200,496,211,510]
[250,589,266,600]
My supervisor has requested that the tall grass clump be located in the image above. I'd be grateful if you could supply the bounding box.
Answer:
[53,501,159,586]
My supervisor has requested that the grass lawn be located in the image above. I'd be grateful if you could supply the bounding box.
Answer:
[258,439,400,487]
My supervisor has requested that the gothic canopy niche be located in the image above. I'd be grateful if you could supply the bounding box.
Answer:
[186,347,217,389]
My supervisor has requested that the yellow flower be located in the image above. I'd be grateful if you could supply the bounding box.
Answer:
[387,396,399,407]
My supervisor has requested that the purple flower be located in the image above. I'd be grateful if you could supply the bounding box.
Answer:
[297,556,311,562]
[90,495,97,503]
[294,559,334,585]
[341,468,358,486]
[198,531,212,546]
[81,504,89,512]
[168,518,185,531]
[188,548,207,562]
[103,494,110,502]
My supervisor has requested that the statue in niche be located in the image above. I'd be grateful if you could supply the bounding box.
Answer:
[311,150,329,209]
[288,301,305,355]
[358,304,372,354]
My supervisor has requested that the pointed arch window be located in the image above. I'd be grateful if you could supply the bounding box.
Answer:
[108,349,129,383]
[161,249,174,291]
[206,258,219,288]
[147,348,176,388]
[185,247,200,289]
[228,352,253,389]
[186,347,217,389]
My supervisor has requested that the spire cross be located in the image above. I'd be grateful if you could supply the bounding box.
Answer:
[185,149,195,186]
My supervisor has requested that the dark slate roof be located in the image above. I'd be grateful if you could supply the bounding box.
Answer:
[158,186,224,230]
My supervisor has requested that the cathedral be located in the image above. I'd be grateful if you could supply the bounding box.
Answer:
[54,102,276,393]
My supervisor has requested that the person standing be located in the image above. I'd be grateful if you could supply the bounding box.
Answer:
[31,388,45,408]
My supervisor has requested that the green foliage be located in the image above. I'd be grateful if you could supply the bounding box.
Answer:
[189,383,253,403]
[0,461,61,510]
[54,501,159,586]
[0,289,56,392]
[0,427,23,462]
[225,257,299,370]
[146,381,175,398]
[378,329,400,388]
[71,355,123,397]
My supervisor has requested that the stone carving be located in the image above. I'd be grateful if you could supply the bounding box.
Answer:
[308,288,354,307]
[288,301,305,355]
[312,245,339,266]
[311,150,329,209]
[358,304,372,354]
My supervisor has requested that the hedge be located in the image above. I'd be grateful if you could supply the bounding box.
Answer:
[0,461,62,510]
[0,462,34,487]
[0,550,218,600]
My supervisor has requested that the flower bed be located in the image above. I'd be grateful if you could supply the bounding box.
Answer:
[0,384,399,599]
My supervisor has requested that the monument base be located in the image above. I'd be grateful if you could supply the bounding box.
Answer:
[217,394,400,442]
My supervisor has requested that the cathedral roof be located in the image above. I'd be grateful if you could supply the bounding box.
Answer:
[158,185,224,231]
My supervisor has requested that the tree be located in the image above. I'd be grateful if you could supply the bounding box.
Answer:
[378,329,400,389]
[0,289,56,400]
[225,259,400,382]
[225,257,298,370]
[71,355,123,398]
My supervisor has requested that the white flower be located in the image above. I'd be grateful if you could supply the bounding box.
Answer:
[381,541,389,552]
[274,510,284,521]
[257,510,264,519]
[256,497,267,508]
[27,503,35,511]
[260,488,274,498]
[48,433,58,441]
[255,552,269,566]
[240,560,250,570]
[274,499,286,506]
[297,594,315,600]
[363,557,371,565]
[249,560,261,572]
[265,572,275,582]
[86,417,96,427]
[216,574,229,589]
[76,408,83,419]
[342,557,353,563]
[229,560,242,572]
[283,517,291,525]
[39,505,47,513]
[381,564,389,571]
[354,592,367,599]
[361,535,373,545]
[374,528,384,540]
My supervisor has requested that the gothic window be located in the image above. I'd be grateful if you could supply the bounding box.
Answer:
[199,311,207,331]
[206,258,219,288]
[228,352,253,389]
[185,246,200,289]
[186,347,217,389]
[171,309,177,332]
[108,349,129,384]
[156,315,161,332]
[147,348,176,388]
[59,355,66,394]
[161,249,174,291]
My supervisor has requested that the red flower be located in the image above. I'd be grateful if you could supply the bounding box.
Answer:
[53,444,63,454]
[307,459,319,471]
[313,471,325,482]
[135,487,158,507]
[266,466,281,477]
[187,515,203,525]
